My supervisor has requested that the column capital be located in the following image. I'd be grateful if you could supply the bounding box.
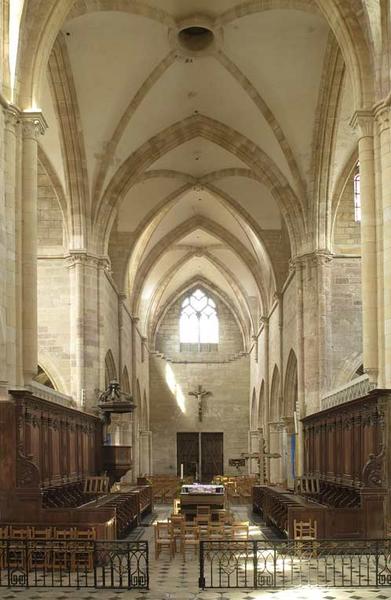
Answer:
[131,315,140,324]
[373,102,390,134]
[4,106,19,132]
[291,250,333,269]
[20,110,47,139]
[65,250,111,270]
[350,110,374,138]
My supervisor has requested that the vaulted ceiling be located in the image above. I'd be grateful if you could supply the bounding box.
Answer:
[35,0,360,344]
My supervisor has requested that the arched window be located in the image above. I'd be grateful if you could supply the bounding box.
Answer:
[179,289,219,350]
[354,162,361,222]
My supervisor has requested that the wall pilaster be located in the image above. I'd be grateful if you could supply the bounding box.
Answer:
[351,110,379,384]
[20,112,47,384]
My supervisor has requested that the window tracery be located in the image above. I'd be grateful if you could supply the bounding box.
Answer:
[179,289,219,349]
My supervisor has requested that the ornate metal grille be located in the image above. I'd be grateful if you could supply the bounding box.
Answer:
[0,539,148,589]
[199,539,391,589]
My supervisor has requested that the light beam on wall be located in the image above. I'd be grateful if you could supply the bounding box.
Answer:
[9,0,25,101]
[165,364,186,414]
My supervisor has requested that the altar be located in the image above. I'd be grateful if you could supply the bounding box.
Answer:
[179,483,225,517]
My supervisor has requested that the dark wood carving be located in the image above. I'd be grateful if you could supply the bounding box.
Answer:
[253,390,390,539]
[16,449,41,488]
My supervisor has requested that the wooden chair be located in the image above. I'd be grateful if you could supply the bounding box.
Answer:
[154,522,175,559]
[231,523,249,541]
[293,518,318,557]
[29,527,52,571]
[8,526,30,569]
[207,523,225,541]
[168,515,185,552]
[71,528,96,572]
[180,524,199,561]
[53,528,74,571]
[197,505,211,517]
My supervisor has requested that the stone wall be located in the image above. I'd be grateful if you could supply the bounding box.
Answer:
[330,257,362,385]
[37,258,71,394]
[37,160,63,252]
[150,354,250,476]
[333,178,361,254]
[155,289,243,361]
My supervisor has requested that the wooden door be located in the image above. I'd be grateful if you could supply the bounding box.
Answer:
[177,433,199,478]
[201,433,223,482]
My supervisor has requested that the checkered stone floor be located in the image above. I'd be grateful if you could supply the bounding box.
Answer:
[2,506,391,600]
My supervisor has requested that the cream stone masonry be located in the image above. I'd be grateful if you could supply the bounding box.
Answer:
[5,0,391,488]
[20,111,47,384]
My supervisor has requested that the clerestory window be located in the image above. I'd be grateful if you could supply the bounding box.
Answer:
[354,162,361,222]
[179,289,219,351]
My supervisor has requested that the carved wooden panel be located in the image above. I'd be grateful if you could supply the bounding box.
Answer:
[10,390,103,489]
[302,391,386,488]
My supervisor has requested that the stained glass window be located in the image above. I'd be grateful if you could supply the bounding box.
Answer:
[179,289,219,344]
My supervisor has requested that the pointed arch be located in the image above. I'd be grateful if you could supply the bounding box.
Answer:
[270,365,281,422]
[34,365,56,390]
[150,275,250,351]
[283,350,298,418]
[104,349,117,388]
[131,215,270,315]
[121,365,130,393]
[96,114,307,256]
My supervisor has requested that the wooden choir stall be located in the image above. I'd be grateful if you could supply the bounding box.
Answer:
[253,390,389,539]
[0,388,152,540]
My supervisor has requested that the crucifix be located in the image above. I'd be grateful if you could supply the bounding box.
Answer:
[188,385,212,422]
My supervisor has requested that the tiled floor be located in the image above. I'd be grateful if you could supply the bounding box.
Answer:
[2,506,391,600]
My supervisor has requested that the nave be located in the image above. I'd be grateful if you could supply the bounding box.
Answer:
[1,503,390,600]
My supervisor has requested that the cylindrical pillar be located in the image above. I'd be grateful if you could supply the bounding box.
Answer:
[350,111,378,383]
[131,316,140,481]
[3,109,18,387]
[21,113,46,384]
[261,316,270,481]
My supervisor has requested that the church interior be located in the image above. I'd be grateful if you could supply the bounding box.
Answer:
[1,0,391,598]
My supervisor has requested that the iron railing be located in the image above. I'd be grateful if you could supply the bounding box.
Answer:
[0,538,148,589]
[199,539,391,589]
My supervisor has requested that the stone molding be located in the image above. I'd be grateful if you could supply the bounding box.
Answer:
[20,111,47,139]
[321,374,376,410]
[3,106,18,132]
[65,250,111,271]
[350,110,374,139]
[374,103,390,135]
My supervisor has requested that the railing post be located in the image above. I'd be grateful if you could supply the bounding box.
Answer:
[93,541,97,588]
[145,540,150,590]
[24,538,29,588]
[273,541,277,588]
[199,541,205,589]
[253,540,258,589]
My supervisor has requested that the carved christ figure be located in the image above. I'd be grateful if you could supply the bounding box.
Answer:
[189,385,212,422]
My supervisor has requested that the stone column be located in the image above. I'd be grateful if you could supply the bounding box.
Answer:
[20,112,47,384]
[67,251,108,407]
[139,430,152,476]
[4,109,19,388]
[261,316,270,481]
[131,316,140,481]
[350,111,378,383]
[294,258,305,476]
